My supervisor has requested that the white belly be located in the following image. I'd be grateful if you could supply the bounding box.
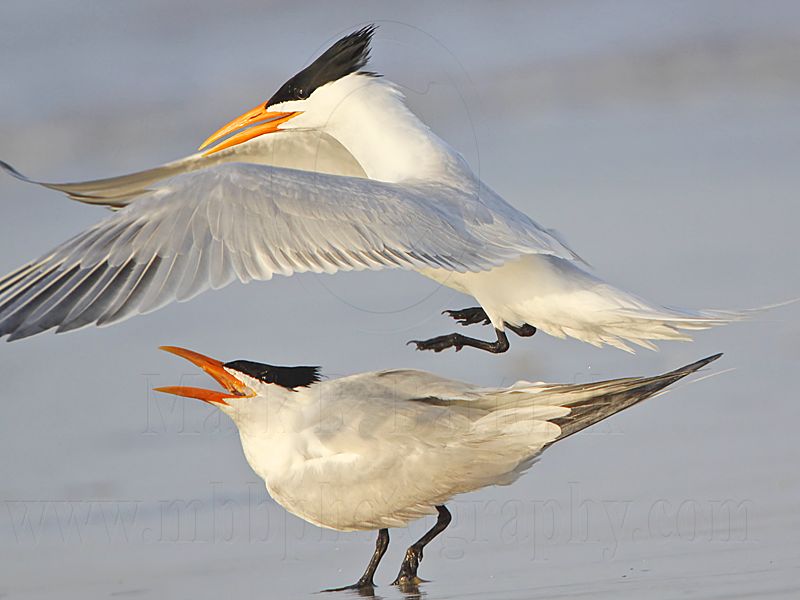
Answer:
[419,254,725,351]
[241,432,439,532]
[264,472,437,532]
[420,254,612,330]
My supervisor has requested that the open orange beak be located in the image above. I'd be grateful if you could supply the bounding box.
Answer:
[154,346,254,406]
[198,103,302,156]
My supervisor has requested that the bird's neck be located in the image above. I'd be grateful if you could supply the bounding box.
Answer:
[325,79,466,183]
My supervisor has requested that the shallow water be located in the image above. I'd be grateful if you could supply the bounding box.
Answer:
[1,1,799,598]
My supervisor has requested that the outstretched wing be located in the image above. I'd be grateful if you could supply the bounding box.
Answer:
[0,162,573,340]
[0,131,367,208]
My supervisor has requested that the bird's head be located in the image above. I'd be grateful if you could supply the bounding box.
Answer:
[154,346,321,422]
[198,25,379,156]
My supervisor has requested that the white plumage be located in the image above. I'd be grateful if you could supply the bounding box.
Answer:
[155,345,721,588]
[0,27,738,348]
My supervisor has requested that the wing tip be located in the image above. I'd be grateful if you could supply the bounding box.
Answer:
[0,159,30,183]
[669,353,723,378]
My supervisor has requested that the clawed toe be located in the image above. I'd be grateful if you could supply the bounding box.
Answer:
[508,323,537,337]
[408,334,463,353]
[321,582,375,594]
[442,306,491,327]
[391,574,425,588]
[441,308,537,342]
[409,329,509,354]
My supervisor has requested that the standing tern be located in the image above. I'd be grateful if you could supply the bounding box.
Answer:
[155,345,721,591]
[0,26,738,351]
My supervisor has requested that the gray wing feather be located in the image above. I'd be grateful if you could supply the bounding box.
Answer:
[0,131,367,208]
[0,162,570,340]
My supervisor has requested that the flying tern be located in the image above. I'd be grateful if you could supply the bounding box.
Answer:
[155,345,721,590]
[0,26,738,351]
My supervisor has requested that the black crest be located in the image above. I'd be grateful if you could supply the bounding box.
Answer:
[266,25,377,107]
[224,359,321,390]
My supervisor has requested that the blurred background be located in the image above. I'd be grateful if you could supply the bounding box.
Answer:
[1,1,798,598]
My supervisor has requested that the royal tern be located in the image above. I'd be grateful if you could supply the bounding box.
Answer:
[155,345,721,590]
[0,26,738,351]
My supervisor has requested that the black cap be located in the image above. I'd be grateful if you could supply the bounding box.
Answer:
[224,359,321,390]
[266,25,378,107]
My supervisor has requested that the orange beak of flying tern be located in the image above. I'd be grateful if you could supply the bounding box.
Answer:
[154,346,254,406]
[198,103,301,156]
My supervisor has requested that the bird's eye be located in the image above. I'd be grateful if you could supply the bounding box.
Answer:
[295,87,305,98]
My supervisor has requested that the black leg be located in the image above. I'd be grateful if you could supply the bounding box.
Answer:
[322,528,390,593]
[443,306,537,339]
[409,328,510,354]
[392,506,452,588]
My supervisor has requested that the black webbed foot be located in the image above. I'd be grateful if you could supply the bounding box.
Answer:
[507,323,537,337]
[442,306,491,326]
[321,582,377,595]
[322,529,388,595]
[391,506,451,590]
[443,306,537,340]
[409,329,510,354]
[390,547,425,586]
